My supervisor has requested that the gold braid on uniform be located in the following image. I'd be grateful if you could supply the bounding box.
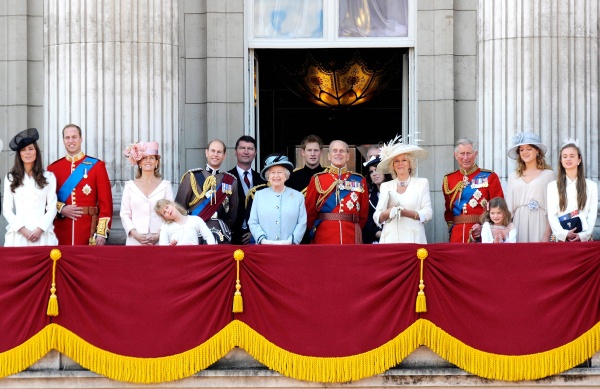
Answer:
[443,176,464,211]
[187,173,217,207]
[245,184,268,208]
[443,165,479,209]
[315,174,338,209]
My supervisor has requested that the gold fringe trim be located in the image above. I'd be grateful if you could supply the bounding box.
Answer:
[419,319,600,381]
[51,323,236,383]
[0,325,54,378]
[2,320,600,383]
[233,320,421,383]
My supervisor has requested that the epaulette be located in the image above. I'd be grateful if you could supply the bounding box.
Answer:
[223,171,236,179]
[444,170,457,177]
[245,184,269,207]
[480,168,493,173]
[179,168,203,184]
[292,167,302,172]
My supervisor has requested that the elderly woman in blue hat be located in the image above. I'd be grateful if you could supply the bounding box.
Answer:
[248,154,307,245]
[2,128,58,246]
[506,132,555,242]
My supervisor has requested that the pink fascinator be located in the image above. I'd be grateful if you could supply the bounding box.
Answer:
[124,141,160,166]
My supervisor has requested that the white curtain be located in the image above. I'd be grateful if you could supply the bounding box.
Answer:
[254,0,324,38]
[339,0,408,37]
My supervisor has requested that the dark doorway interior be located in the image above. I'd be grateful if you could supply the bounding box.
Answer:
[255,48,407,175]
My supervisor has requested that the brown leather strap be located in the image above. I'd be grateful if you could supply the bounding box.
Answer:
[318,213,362,244]
[318,213,359,223]
[453,215,481,225]
[81,206,99,216]
[89,214,99,245]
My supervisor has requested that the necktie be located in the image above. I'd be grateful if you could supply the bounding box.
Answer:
[243,171,251,188]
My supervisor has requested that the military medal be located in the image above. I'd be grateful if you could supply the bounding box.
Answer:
[82,184,92,195]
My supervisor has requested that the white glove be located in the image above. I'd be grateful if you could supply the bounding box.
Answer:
[261,237,292,245]
[388,206,400,220]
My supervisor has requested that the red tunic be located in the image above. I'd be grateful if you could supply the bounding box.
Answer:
[442,166,504,243]
[47,153,113,245]
[305,167,369,244]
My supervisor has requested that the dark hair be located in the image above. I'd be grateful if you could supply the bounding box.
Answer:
[557,143,587,212]
[8,142,49,193]
[235,135,257,149]
[515,145,551,177]
[301,135,324,150]
[62,124,82,137]
[480,197,511,227]
[366,165,391,192]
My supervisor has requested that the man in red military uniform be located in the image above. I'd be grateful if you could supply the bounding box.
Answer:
[443,138,504,243]
[305,140,369,244]
[47,124,113,245]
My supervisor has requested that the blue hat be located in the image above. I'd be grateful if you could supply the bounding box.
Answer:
[363,156,381,169]
[508,132,547,160]
[9,128,39,152]
[260,154,294,181]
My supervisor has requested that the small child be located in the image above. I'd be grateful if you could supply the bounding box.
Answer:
[480,197,516,243]
[154,199,216,245]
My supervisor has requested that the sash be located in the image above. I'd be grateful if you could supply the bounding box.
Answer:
[311,174,363,237]
[452,171,491,216]
[190,174,235,222]
[57,157,99,203]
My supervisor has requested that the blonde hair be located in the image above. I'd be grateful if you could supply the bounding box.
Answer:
[155,199,187,223]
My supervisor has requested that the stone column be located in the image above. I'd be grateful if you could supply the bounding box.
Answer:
[43,0,180,185]
[478,1,599,181]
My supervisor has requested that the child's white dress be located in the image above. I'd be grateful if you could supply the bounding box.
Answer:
[158,216,216,245]
[481,222,517,243]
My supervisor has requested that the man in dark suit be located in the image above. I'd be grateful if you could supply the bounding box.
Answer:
[228,135,265,244]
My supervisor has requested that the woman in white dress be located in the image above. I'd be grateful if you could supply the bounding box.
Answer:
[373,136,432,243]
[3,128,58,246]
[120,141,174,245]
[505,132,555,242]
[547,142,598,242]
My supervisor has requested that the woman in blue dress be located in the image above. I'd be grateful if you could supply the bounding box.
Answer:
[249,154,307,245]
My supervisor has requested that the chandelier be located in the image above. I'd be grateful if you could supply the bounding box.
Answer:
[274,49,402,108]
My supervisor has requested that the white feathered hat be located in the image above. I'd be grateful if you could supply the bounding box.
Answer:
[376,134,427,174]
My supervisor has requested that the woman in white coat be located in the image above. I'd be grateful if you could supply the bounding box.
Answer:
[373,137,432,243]
[3,128,58,246]
[120,141,174,245]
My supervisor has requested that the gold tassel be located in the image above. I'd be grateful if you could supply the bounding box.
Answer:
[232,249,244,313]
[415,248,428,313]
[47,249,62,316]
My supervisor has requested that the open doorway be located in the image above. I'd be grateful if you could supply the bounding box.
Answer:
[254,48,408,175]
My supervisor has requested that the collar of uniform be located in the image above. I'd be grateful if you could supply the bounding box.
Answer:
[206,165,220,175]
[459,164,478,176]
[66,151,85,163]
[328,165,348,175]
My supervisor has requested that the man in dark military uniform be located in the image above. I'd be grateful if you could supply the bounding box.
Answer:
[175,139,238,243]
[287,135,326,195]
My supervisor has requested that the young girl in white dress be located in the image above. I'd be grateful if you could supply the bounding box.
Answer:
[154,199,216,246]
[480,197,517,243]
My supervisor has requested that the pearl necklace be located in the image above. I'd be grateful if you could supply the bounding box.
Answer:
[397,177,411,187]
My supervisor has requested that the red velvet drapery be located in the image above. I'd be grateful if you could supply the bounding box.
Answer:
[1,243,599,383]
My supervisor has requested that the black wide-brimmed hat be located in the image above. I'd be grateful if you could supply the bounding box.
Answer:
[9,128,39,151]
